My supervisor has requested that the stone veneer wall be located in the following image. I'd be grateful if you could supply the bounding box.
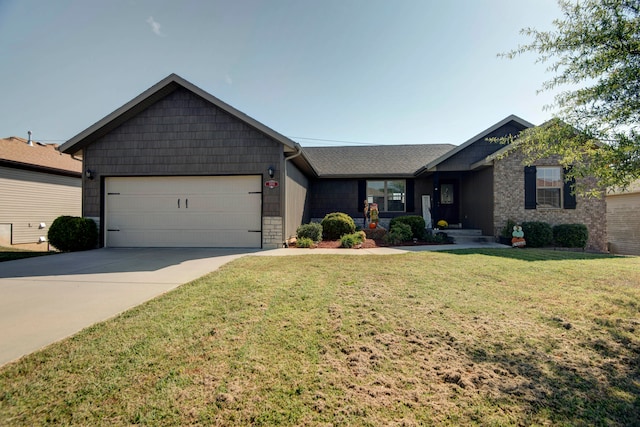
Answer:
[263,216,283,249]
[493,150,607,252]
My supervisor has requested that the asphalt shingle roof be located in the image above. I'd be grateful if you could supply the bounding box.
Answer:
[0,137,82,175]
[302,144,456,177]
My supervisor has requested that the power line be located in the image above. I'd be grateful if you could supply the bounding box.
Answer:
[288,136,385,146]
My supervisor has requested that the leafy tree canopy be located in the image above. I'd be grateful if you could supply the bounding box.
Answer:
[500,0,640,194]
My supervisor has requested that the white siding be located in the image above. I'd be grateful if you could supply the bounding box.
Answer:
[0,166,81,245]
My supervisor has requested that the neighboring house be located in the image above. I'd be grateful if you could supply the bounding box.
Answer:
[59,74,607,251]
[607,180,640,255]
[0,136,82,248]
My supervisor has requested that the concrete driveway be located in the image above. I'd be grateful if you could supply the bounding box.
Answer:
[0,248,256,366]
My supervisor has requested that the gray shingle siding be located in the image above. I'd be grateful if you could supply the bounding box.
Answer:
[83,88,283,218]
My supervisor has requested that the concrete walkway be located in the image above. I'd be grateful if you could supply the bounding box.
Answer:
[0,248,256,366]
[0,242,508,367]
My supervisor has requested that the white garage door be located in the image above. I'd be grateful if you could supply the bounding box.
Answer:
[105,176,262,248]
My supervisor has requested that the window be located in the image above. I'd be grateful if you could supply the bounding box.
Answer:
[536,167,562,208]
[524,166,576,210]
[366,180,406,212]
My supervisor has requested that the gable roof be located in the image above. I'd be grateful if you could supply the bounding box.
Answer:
[418,115,535,173]
[59,73,300,155]
[303,144,455,178]
[0,136,81,176]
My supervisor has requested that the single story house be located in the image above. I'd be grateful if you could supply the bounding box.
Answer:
[0,135,82,248]
[59,74,607,251]
[607,180,640,255]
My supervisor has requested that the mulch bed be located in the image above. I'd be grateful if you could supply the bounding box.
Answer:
[292,239,447,249]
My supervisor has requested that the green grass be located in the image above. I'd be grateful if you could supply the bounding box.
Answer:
[0,246,55,262]
[1,249,639,426]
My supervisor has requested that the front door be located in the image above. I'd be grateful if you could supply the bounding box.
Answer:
[438,180,459,225]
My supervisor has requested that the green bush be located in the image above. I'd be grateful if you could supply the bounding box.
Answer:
[340,232,364,248]
[384,223,413,245]
[321,212,356,240]
[296,237,314,248]
[501,219,517,238]
[521,221,553,248]
[389,216,427,239]
[296,223,323,242]
[48,216,98,252]
[553,224,589,248]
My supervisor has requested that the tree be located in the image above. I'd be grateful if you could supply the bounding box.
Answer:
[500,0,640,194]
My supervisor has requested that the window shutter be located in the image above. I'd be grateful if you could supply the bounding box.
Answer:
[406,179,415,212]
[358,180,366,211]
[563,167,577,209]
[524,166,537,209]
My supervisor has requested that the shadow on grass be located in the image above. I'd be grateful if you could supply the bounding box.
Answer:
[0,250,56,263]
[440,248,619,262]
[464,324,640,425]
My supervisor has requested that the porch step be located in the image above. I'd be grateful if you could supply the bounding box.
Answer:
[437,228,496,244]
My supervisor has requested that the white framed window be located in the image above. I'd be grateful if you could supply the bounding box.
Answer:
[366,180,406,212]
[536,166,562,208]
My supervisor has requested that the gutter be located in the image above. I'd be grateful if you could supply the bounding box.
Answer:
[281,143,304,246]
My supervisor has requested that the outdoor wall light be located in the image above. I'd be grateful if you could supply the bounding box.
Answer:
[268,166,275,179]
[86,169,95,180]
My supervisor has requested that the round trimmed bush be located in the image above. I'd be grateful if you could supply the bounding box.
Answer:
[321,212,356,240]
[553,223,588,248]
[48,216,98,252]
[384,222,413,245]
[521,221,553,248]
[296,222,323,242]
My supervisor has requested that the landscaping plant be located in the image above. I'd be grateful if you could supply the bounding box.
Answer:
[47,216,98,252]
[321,212,356,240]
[553,223,588,248]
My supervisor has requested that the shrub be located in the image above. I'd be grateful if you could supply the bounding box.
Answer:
[384,223,413,245]
[553,224,588,248]
[48,216,98,252]
[340,232,364,248]
[321,212,356,240]
[389,216,427,239]
[296,237,314,248]
[521,221,553,248]
[501,219,517,238]
[296,223,323,242]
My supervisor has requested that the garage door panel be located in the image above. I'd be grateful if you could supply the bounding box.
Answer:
[105,176,262,248]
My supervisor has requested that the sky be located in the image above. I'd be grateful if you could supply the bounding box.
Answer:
[0,0,564,147]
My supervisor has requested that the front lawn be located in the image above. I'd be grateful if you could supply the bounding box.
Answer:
[0,246,55,263]
[1,249,638,426]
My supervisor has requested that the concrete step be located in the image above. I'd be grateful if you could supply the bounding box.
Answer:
[435,229,497,244]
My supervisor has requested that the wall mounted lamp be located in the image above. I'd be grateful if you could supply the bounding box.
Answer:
[86,169,95,180]
[267,166,275,179]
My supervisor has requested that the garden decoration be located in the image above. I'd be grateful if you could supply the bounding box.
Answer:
[512,225,526,248]
[369,203,379,228]
[437,219,448,228]
[363,200,369,226]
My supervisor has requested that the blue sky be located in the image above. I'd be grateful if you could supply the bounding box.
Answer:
[0,0,563,146]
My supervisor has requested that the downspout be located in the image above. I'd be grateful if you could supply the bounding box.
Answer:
[282,143,303,247]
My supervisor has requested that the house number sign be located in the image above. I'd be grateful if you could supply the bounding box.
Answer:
[265,179,279,189]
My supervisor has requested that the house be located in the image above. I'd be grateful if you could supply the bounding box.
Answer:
[59,74,607,251]
[0,135,82,249]
[607,180,640,255]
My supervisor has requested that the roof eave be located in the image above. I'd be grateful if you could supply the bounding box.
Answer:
[60,74,298,154]
[421,115,535,171]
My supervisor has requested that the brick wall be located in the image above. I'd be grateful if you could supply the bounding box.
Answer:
[493,149,607,251]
